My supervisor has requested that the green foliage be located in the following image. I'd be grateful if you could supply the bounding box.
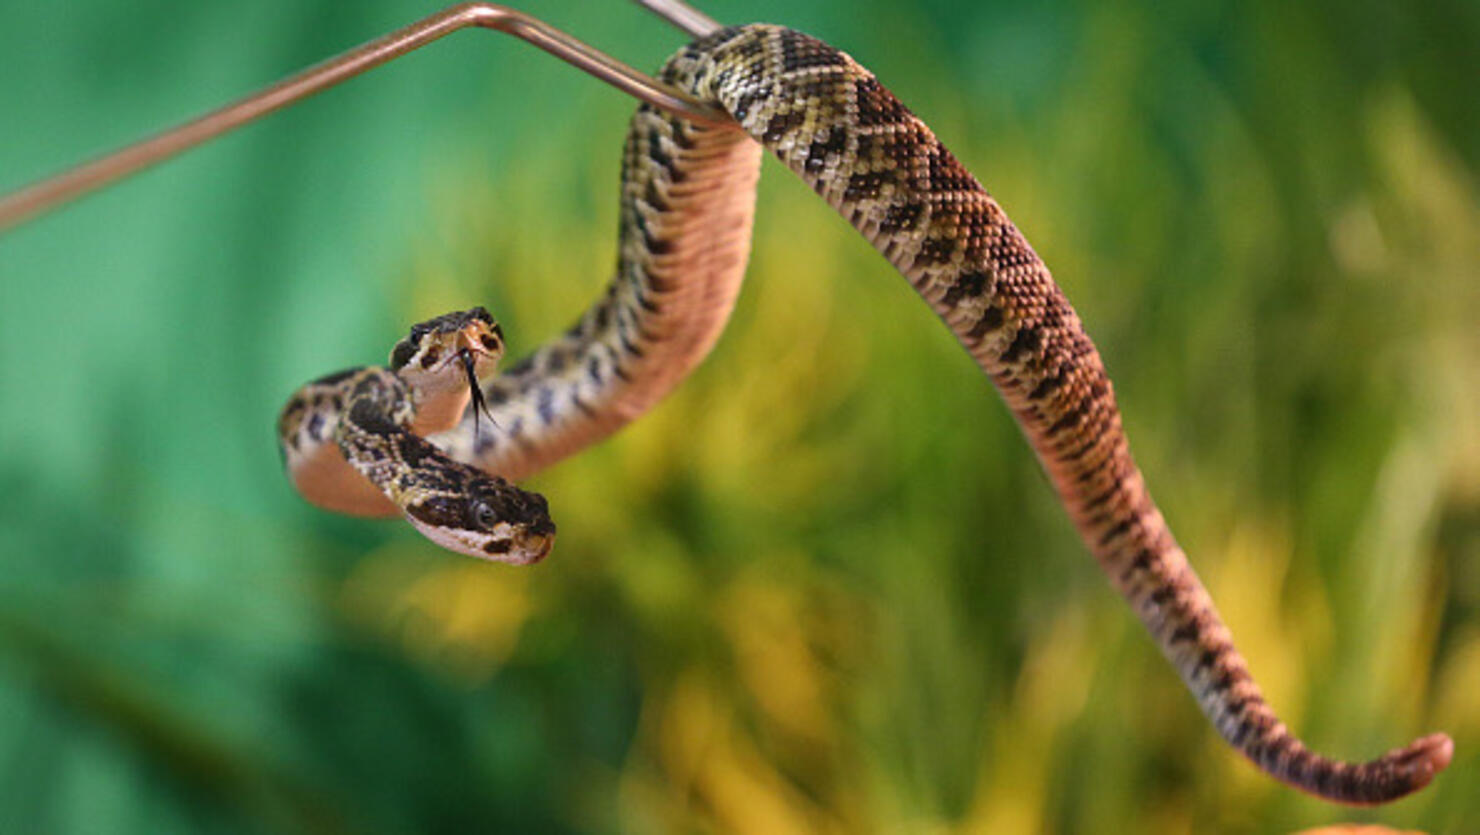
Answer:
[1,1,1477,832]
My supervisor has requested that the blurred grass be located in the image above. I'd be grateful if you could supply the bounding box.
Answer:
[1,0,1478,832]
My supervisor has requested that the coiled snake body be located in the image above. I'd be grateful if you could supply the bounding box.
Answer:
[279,24,1452,803]
[280,307,556,562]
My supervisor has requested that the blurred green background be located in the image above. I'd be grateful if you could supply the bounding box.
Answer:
[1,0,1477,832]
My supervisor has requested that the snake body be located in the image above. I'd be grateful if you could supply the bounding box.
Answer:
[281,24,1451,803]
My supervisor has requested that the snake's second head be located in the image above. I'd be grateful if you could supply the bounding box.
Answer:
[402,468,556,565]
[390,306,505,394]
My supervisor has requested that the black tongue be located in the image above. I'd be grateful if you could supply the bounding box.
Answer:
[462,349,497,444]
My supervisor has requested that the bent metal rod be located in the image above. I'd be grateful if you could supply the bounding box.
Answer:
[0,0,726,232]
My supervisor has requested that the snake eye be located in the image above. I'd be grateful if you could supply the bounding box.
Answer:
[472,501,498,530]
[390,339,416,370]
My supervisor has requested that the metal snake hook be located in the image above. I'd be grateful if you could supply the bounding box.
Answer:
[0,1,733,232]
[633,0,722,38]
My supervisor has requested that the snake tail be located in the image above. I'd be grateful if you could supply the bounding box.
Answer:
[673,24,1450,804]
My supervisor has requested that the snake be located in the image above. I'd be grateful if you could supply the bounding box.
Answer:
[276,23,1452,804]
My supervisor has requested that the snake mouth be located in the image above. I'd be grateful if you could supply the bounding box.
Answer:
[423,326,499,373]
[391,308,504,373]
[476,530,553,565]
[505,533,554,566]
[403,512,553,565]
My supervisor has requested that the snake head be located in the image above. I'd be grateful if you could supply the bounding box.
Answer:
[390,306,505,383]
[402,469,556,565]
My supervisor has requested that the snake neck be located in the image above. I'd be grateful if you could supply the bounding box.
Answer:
[407,376,473,437]
[427,104,761,480]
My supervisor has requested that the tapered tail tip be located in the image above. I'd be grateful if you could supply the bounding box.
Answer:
[1362,732,1454,803]
[1401,733,1454,788]
[1296,732,1453,804]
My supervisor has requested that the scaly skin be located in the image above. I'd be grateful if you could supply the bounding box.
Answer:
[671,24,1450,805]
[279,308,555,563]
[292,25,1453,803]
